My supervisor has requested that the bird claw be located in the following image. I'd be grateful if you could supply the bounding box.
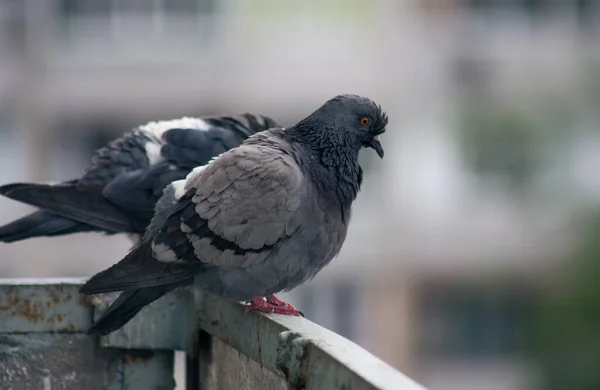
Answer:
[244,295,304,317]
[266,294,305,317]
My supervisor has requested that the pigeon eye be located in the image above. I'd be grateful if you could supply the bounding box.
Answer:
[360,117,369,126]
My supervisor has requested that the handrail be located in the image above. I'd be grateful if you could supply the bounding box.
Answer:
[0,278,426,390]
[194,292,426,390]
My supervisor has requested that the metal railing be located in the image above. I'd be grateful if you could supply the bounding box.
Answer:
[0,278,426,390]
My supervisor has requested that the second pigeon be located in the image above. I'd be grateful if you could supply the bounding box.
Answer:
[0,114,279,243]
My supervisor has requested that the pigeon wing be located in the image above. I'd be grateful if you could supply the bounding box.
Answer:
[151,140,305,270]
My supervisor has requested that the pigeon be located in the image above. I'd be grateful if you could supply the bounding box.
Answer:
[80,94,388,335]
[0,114,280,243]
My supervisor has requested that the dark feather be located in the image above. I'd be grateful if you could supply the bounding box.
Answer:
[0,182,142,233]
[161,128,242,168]
[0,210,101,243]
[81,130,151,183]
[86,285,181,335]
[103,163,188,224]
[80,242,200,294]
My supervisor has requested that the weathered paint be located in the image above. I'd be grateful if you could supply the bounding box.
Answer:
[0,334,176,390]
[0,278,91,333]
[0,279,178,390]
[0,333,122,390]
[198,337,288,390]
[122,350,176,390]
[0,278,197,350]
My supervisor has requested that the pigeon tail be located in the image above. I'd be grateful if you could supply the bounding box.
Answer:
[80,242,198,294]
[87,286,176,335]
[83,241,197,334]
[0,182,142,233]
[0,210,100,243]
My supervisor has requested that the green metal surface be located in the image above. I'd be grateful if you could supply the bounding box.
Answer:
[121,350,176,390]
[0,278,427,390]
[0,278,179,390]
[0,333,123,390]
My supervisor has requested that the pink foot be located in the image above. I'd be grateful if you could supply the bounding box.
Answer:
[244,295,304,316]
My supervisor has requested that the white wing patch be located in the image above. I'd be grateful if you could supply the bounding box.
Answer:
[183,153,223,191]
[144,142,163,165]
[152,242,182,263]
[139,117,210,165]
[139,117,210,140]
[171,179,187,200]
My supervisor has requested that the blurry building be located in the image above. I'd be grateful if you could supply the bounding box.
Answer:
[1,1,599,389]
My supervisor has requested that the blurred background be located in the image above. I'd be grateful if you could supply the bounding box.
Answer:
[1,1,600,389]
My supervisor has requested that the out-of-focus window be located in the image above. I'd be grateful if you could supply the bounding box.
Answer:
[59,0,215,16]
[0,119,27,183]
[464,0,600,24]
[418,283,534,359]
[58,0,216,19]
[58,0,110,17]
[56,0,218,50]
[0,0,24,52]
[293,279,365,344]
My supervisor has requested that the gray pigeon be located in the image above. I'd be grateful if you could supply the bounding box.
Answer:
[80,94,388,335]
[0,114,279,243]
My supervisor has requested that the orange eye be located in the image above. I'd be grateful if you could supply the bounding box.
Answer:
[360,117,369,126]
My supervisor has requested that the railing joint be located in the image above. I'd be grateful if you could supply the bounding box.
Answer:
[276,330,311,389]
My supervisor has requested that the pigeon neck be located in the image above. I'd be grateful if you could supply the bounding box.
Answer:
[321,145,363,209]
[288,124,363,209]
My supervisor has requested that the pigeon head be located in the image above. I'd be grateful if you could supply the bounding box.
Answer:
[295,94,388,159]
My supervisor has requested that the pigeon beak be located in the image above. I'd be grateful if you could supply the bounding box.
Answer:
[367,135,384,158]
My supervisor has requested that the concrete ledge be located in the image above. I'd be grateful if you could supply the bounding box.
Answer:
[0,278,427,390]
[197,292,426,390]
